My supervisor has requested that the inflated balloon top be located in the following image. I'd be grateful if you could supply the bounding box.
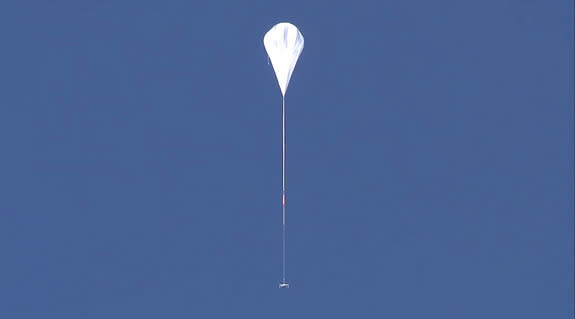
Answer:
[263,23,304,97]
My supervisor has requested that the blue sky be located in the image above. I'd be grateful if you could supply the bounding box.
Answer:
[1,0,573,318]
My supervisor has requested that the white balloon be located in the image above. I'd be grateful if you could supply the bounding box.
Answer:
[263,23,304,96]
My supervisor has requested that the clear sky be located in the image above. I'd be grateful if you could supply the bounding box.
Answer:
[1,0,573,318]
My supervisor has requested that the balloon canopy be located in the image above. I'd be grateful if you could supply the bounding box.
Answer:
[263,23,304,96]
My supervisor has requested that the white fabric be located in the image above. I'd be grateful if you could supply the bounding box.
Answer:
[263,23,304,96]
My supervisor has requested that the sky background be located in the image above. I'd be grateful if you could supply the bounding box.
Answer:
[0,0,573,318]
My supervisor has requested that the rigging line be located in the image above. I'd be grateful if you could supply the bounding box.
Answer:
[283,95,286,194]
[282,205,286,283]
[282,95,286,284]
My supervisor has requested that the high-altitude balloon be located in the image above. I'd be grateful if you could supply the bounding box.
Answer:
[263,22,304,289]
[263,23,304,96]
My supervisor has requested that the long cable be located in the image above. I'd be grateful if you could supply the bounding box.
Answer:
[282,95,287,284]
[282,205,286,283]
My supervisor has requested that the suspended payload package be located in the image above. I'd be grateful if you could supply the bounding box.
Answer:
[263,23,304,96]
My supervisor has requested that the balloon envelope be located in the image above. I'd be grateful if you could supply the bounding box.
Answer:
[263,23,304,96]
